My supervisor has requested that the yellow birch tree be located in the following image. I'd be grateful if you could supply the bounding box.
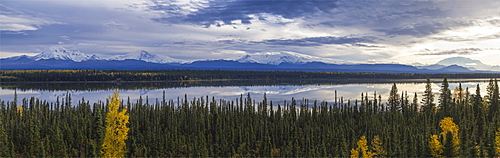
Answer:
[102,91,129,157]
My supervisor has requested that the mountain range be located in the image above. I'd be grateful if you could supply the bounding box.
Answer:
[1,47,498,73]
[413,57,498,72]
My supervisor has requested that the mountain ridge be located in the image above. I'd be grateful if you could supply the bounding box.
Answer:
[1,48,498,73]
[415,56,497,71]
[32,47,95,62]
[107,50,183,64]
[236,51,346,65]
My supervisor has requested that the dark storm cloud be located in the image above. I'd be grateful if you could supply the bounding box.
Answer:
[252,36,375,46]
[152,0,339,26]
[418,48,482,56]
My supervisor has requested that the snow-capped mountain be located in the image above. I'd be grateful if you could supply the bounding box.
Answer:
[2,55,30,61]
[436,57,495,71]
[236,51,345,65]
[414,57,498,71]
[2,48,183,64]
[1,47,497,73]
[436,57,483,67]
[107,50,183,64]
[88,55,101,61]
[32,47,96,62]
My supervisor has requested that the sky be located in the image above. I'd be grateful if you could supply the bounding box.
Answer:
[1,0,499,65]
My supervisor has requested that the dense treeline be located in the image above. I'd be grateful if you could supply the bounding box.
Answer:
[0,78,499,157]
[0,79,416,92]
[1,69,498,82]
[3,78,486,92]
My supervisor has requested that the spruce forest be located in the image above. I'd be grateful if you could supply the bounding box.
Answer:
[1,77,499,157]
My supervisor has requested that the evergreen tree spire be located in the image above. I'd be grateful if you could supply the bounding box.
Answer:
[388,83,400,113]
[422,78,435,113]
[439,77,453,117]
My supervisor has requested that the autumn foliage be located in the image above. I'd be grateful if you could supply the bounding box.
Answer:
[102,91,129,157]
[429,117,460,157]
[350,136,374,158]
[496,128,500,156]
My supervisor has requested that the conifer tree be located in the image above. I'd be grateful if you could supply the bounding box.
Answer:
[388,83,400,112]
[93,104,105,156]
[452,83,465,105]
[487,78,499,120]
[102,91,130,157]
[412,92,418,113]
[495,127,500,156]
[0,120,10,157]
[439,77,453,116]
[439,117,460,156]
[422,78,435,113]
[443,131,454,157]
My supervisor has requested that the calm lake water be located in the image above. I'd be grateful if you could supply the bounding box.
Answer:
[0,79,491,106]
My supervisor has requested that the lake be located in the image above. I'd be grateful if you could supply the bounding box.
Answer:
[0,79,491,106]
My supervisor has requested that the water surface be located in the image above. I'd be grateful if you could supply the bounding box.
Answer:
[0,79,491,106]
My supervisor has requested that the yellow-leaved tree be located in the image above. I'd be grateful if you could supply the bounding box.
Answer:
[495,127,500,156]
[102,91,129,157]
[429,135,444,157]
[371,135,386,157]
[429,117,460,157]
[350,136,374,158]
[439,117,460,156]
[16,106,23,116]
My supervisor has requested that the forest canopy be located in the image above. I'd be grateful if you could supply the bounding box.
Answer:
[0,77,499,157]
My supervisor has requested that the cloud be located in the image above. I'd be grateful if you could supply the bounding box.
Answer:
[252,36,375,46]
[152,0,339,27]
[103,22,135,31]
[0,5,63,32]
[417,48,482,55]
[375,21,452,37]
[1,0,499,66]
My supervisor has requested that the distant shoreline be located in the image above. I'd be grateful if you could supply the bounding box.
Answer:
[1,69,498,83]
[0,77,492,84]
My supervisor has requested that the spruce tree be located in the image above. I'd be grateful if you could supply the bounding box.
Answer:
[439,77,453,117]
[0,120,10,157]
[443,131,455,157]
[412,92,418,113]
[388,83,400,113]
[487,78,499,120]
[422,78,435,114]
